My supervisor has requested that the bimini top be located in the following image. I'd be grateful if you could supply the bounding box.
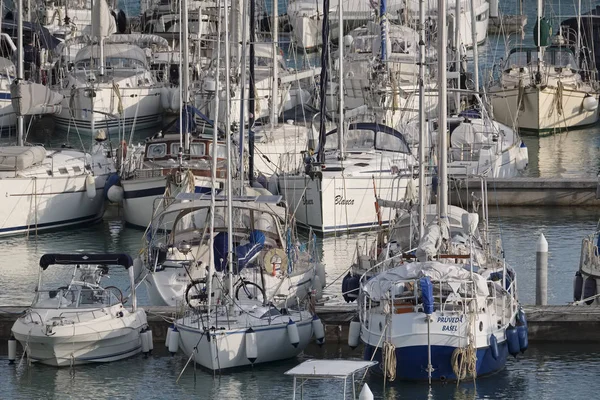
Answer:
[74,44,147,66]
[323,122,412,155]
[39,254,134,270]
[285,359,377,378]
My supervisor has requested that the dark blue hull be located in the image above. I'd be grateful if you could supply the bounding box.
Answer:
[364,341,509,381]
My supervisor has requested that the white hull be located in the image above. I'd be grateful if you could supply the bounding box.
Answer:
[121,175,216,229]
[0,175,106,236]
[490,85,599,133]
[0,96,16,129]
[278,174,418,233]
[177,314,313,370]
[12,308,147,366]
[54,86,162,135]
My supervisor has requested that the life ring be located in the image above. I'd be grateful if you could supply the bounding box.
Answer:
[264,248,288,276]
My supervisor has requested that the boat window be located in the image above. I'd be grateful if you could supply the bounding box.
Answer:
[76,57,146,70]
[476,10,487,21]
[353,35,375,53]
[544,49,576,68]
[391,38,410,54]
[505,51,539,68]
[209,143,227,159]
[73,166,81,173]
[58,167,68,174]
[146,143,167,158]
[345,129,375,149]
[255,57,272,67]
[376,131,410,153]
[190,143,206,157]
[170,143,182,155]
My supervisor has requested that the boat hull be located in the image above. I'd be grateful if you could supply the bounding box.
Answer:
[490,85,599,134]
[278,173,419,234]
[177,318,313,370]
[11,309,147,366]
[363,341,509,381]
[0,175,106,236]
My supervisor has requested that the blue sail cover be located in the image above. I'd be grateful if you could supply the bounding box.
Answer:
[419,276,434,314]
[213,230,266,273]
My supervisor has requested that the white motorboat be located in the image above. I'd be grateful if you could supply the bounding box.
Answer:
[11,253,148,366]
[142,193,324,307]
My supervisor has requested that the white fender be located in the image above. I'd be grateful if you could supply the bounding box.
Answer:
[312,315,325,345]
[287,319,300,348]
[107,184,124,203]
[348,320,361,349]
[168,328,179,354]
[85,175,96,199]
[245,328,258,363]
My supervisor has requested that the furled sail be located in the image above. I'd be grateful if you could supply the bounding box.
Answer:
[91,0,117,39]
[10,82,63,116]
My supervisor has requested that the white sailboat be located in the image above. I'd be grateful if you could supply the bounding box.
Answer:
[52,0,163,135]
[488,7,599,134]
[11,253,148,366]
[0,0,114,236]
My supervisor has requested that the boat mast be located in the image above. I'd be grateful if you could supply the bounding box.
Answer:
[248,0,256,185]
[536,0,542,76]
[337,0,344,159]
[224,0,235,309]
[207,0,223,313]
[238,0,248,187]
[418,0,426,235]
[317,0,329,164]
[438,0,448,221]
[270,0,278,129]
[469,0,479,91]
[16,0,23,145]
[182,0,190,154]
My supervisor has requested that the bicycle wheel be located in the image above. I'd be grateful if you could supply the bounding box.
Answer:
[235,280,266,303]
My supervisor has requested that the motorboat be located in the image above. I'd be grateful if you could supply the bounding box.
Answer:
[11,253,148,366]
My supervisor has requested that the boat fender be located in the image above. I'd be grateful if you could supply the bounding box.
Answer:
[85,175,96,199]
[245,328,258,363]
[168,327,179,355]
[583,95,598,112]
[574,271,584,301]
[358,383,374,400]
[489,333,499,360]
[165,324,173,348]
[517,325,528,353]
[316,262,326,288]
[348,320,361,349]
[8,334,16,364]
[312,315,325,346]
[147,329,154,353]
[287,319,300,348]
[107,184,124,203]
[506,326,520,357]
[517,308,528,328]
[141,329,150,354]
[584,277,597,305]
[313,275,323,300]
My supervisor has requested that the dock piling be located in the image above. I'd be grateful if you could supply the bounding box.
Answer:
[536,233,548,305]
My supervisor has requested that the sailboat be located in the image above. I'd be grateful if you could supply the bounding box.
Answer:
[488,3,600,134]
[352,0,526,381]
[0,0,114,236]
[277,0,420,234]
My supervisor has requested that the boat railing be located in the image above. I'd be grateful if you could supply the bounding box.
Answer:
[32,288,120,311]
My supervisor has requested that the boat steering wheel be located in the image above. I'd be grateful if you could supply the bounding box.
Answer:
[104,286,125,304]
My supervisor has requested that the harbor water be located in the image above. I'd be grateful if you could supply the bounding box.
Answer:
[2,0,600,398]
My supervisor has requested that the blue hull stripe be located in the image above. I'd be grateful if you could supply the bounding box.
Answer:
[0,92,11,100]
[0,214,101,234]
[364,342,509,381]
[124,185,212,200]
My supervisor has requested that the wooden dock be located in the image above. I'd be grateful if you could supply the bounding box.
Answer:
[2,304,600,345]
[450,177,600,207]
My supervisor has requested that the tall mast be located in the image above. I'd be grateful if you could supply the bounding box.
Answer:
[270,0,279,128]
[418,0,426,235]
[207,0,223,312]
[17,0,23,146]
[182,0,190,154]
[438,0,448,220]
[337,0,344,159]
[453,0,460,112]
[248,0,256,185]
[317,0,329,164]
[469,0,479,91]
[224,0,235,307]
[536,0,542,73]
[238,0,249,186]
